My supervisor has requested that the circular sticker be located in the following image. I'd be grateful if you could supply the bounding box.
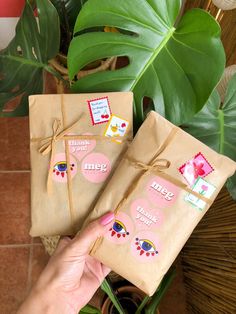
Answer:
[81,153,111,183]
[67,133,96,161]
[147,176,179,208]
[104,212,134,244]
[52,153,77,183]
[131,198,164,230]
[131,231,160,262]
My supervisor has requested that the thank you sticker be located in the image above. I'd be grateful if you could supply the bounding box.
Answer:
[131,198,163,229]
[68,133,96,161]
[88,97,111,125]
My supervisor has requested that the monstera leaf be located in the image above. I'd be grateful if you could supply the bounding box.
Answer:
[184,74,236,199]
[0,0,60,116]
[68,0,225,125]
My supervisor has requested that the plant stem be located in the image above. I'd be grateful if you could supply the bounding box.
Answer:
[144,267,176,314]
[218,109,224,154]
[101,278,125,314]
[135,295,151,314]
[44,65,69,87]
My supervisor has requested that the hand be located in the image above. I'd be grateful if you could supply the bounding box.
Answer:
[18,212,115,314]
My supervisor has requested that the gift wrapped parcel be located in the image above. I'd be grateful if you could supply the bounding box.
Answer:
[29,92,133,236]
[86,111,236,296]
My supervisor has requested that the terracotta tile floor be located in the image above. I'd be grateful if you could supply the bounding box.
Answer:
[0,117,187,314]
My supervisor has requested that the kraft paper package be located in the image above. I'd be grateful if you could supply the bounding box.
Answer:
[86,111,236,296]
[29,92,133,236]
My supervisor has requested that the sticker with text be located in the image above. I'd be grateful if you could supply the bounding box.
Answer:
[131,198,163,230]
[179,152,214,186]
[104,212,134,244]
[131,231,160,262]
[68,133,96,161]
[52,153,77,183]
[87,97,111,125]
[81,152,111,183]
[147,176,180,208]
[185,177,216,210]
[104,114,129,142]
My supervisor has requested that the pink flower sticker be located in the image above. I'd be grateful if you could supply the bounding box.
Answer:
[131,198,164,230]
[52,153,77,183]
[146,176,179,208]
[131,231,160,262]
[179,152,214,186]
[104,212,134,244]
[81,153,111,183]
[68,133,96,161]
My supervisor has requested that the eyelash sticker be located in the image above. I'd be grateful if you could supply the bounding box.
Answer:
[131,231,160,262]
[104,212,134,244]
[109,219,130,238]
[51,153,77,183]
[135,237,158,257]
[53,161,75,178]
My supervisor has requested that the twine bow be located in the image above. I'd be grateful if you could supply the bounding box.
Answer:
[38,118,80,156]
[130,158,171,172]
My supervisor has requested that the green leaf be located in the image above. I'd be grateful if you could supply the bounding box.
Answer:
[101,278,125,314]
[144,267,176,314]
[79,304,101,314]
[0,0,60,116]
[68,0,225,126]
[184,74,236,199]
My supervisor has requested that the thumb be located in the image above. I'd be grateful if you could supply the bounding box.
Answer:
[71,212,115,256]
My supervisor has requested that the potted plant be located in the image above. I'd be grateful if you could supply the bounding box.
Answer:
[80,267,175,314]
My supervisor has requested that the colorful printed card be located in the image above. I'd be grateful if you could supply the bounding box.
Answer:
[185,177,216,210]
[88,97,111,125]
[179,152,214,186]
[104,114,129,142]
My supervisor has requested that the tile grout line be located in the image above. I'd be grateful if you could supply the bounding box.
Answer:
[26,238,34,294]
[0,170,31,173]
[0,243,42,248]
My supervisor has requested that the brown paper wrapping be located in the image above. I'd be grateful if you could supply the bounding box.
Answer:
[86,111,236,296]
[29,92,133,236]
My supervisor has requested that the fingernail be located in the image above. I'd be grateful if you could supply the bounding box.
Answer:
[100,212,115,226]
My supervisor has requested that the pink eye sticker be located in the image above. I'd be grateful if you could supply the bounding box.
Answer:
[104,212,134,244]
[146,176,180,208]
[52,153,77,183]
[68,133,96,161]
[130,198,164,230]
[81,153,111,183]
[131,231,160,262]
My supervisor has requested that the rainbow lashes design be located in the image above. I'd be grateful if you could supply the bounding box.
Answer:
[53,161,75,178]
[135,237,158,256]
[109,219,129,238]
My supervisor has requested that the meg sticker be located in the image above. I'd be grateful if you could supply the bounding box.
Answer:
[179,152,214,186]
[104,114,129,142]
[87,97,111,125]
[147,176,179,208]
[185,177,216,210]
[81,153,111,183]
[68,133,96,161]
[131,198,163,230]
[104,212,134,244]
[52,153,77,183]
[131,231,160,262]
